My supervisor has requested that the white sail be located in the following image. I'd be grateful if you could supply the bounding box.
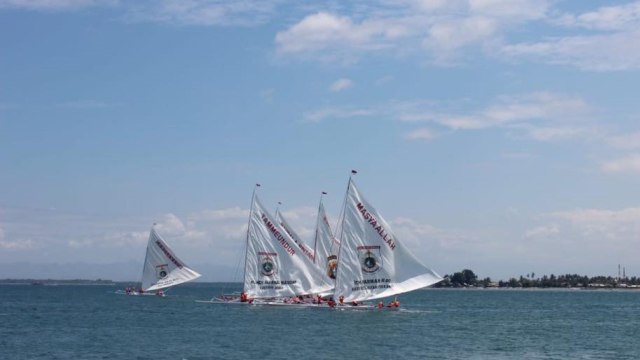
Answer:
[313,200,341,283]
[244,195,333,298]
[334,179,442,302]
[141,227,202,291]
[275,209,315,262]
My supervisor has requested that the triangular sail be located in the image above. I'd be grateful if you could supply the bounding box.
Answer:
[275,210,315,262]
[141,228,202,291]
[313,200,341,284]
[244,195,333,298]
[334,179,442,302]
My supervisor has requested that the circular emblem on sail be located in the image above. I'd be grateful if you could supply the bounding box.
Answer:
[326,255,338,279]
[156,264,169,279]
[261,256,276,276]
[358,246,381,273]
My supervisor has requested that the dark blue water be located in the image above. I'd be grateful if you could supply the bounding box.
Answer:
[2,284,639,359]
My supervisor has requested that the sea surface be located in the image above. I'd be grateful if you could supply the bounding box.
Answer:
[1,283,639,359]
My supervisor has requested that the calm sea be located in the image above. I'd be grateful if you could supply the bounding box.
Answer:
[1,283,639,359]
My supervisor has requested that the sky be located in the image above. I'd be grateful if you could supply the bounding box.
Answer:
[1,0,640,282]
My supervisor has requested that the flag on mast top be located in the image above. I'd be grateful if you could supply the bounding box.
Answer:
[351,170,358,175]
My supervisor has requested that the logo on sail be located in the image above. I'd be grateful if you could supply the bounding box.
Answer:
[259,252,278,277]
[358,245,381,273]
[327,255,338,279]
[156,264,169,279]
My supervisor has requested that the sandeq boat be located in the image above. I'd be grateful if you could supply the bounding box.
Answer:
[117,226,201,297]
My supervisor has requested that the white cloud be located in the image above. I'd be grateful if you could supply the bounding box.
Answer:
[330,78,353,92]
[303,106,376,123]
[398,92,591,134]
[521,125,598,142]
[275,12,405,57]
[275,1,552,64]
[405,128,436,141]
[154,213,186,235]
[0,0,279,26]
[124,0,279,26]
[606,132,640,150]
[524,224,559,239]
[0,239,38,250]
[550,207,640,240]
[500,1,640,71]
[189,207,248,221]
[554,1,640,31]
[502,29,640,71]
[0,0,113,10]
[601,154,640,173]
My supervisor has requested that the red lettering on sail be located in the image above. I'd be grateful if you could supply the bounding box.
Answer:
[356,203,396,251]
[261,213,296,256]
[155,240,183,268]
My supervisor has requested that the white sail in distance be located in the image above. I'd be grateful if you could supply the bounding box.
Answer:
[141,227,202,291]
[275,209,315,262]
[244,194,333,298]
[334,178,443,302]
[313,199,341,283]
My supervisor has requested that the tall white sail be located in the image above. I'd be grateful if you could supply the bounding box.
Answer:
[244,195,333,298]
[141,227,202,291]
[313,199,341,283]
[334,179,442,302]
[275,209,315,262]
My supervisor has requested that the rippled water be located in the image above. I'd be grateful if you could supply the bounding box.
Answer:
[2,284,639,359]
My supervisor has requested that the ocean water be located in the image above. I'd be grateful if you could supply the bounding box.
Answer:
[1,284,639,359]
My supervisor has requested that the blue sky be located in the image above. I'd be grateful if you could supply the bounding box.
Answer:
[1,0,640,281]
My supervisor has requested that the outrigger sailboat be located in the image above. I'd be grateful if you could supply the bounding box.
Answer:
[331,172,443,308]
[118,226,202,297]
[201,172,442,309]
[201,185,333,305]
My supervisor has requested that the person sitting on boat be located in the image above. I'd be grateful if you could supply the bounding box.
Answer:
[240,292,248,302]
[339,295,345,305]
[327,297,336,308]
[351,301,359,306]
[316,294,322,304]
[377,301,384,309]
[156,290,164,297]
[387,299,400,308]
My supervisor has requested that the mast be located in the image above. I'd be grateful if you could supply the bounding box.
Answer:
[312,191,327,264]
[242,183,260,292]
[335,169,357,288]
[140,223,155,289]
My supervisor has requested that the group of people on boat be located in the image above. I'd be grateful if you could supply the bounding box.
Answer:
[124,287,140,295]
[239,292,253,303]
[377,299,400,309]
[123,287,164,297]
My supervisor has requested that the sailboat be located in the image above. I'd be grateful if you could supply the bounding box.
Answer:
[119,226,202,296]
[311,192,341,285]
[332,172,443,308]
[203,186,333,304]
[275,209,315,262]
[273,193,340,297]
